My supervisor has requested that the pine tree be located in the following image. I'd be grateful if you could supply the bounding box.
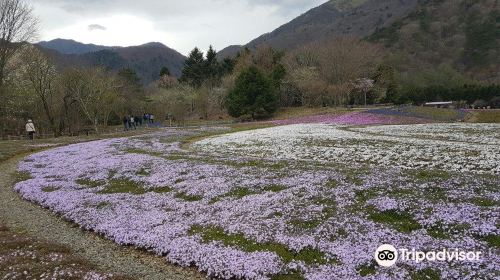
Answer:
[205,45,219,77]
[160,67,171,77]
[220,57,235,76]
[180,47,206,88]
[226,66,278,119]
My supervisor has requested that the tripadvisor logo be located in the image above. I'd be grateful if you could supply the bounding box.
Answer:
[374,244,482,267]
[375,244,398,267]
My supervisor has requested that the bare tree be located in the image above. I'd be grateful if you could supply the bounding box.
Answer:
[0,0,38,89]
[20,46,60,135]
[61,68,121,134]
[285,38,381,106]
[0,0,37,136]
[352,78,375,106]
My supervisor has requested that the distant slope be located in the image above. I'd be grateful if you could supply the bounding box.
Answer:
[113,42,186,83]
[218,0,499,81]
[367,0,500,81]
[38,39,112,55]
[38,39,186,84]
[218,0,419,57]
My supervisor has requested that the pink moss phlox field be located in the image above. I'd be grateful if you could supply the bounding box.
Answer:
[14,127,500,279]
[273,112,431,126]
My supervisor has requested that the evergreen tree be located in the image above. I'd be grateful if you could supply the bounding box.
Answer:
[226,66,278,119]
[180,47,206,88]
[373,65,399,103]
[205,45,219,78]
[118,68,142,89]
[160,67,171,77]
[220,57,235,76]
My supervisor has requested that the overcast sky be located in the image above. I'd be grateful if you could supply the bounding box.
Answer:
[32,0,326,55]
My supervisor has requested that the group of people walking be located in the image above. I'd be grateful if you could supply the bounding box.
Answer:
[123,113,155,131]
[22,113,157,141]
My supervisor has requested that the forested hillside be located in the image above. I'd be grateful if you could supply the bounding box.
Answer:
[219,0,500,83]
[38,40,186,84]
[369,0,500,82]
[218,0,420,57]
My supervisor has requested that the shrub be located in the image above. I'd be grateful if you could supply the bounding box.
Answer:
[226,66,278,119]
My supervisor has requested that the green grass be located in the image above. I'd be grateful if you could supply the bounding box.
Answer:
[357,262,377,277]
[13,171,32,183]
[76,178,105,188]
[470,197,498,207]
[325,180,339,188]
[96,202,111,209]
[189,225,336,265]
[403,107,461,121]
[411,268,441,280]
[423,186,448,202]
[388,188,415,198]
[152,186,173,194]
[426,223,470,239]
[290,218,323,230]
[210,187,256,203]
[98,179,146,195]
[262,184,287,192]
[136,168,150,176]
[175,192,203,202]
[343,167,370,186]
[368,209,422,233]
[271,106,350,121]
[124,148,162,157]
[41,186,59,193]
[236,160,288,170]
[95,179,172,195]
[468,110,500,123]
[225,187,257,198]
[481,234,500,248]
[355,189,378,203]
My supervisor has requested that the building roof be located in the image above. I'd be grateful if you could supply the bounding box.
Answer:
[425,102,454,105]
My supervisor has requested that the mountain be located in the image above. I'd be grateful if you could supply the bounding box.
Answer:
[38,39,186,84]
[38,39,112,55]
[367,0,500,81]
[218,0,500,81]
[218,0,420,57]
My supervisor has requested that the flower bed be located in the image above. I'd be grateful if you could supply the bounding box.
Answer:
[272,112,431,126]
[195,123,500,174]
[14,126,500,279]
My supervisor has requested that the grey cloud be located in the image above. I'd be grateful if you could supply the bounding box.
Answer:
[88,24,106,31]
[34,0,326,18]
[34,0,326,54]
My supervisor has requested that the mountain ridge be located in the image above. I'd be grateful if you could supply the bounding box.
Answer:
[38,39,186,84]
[218,0,420,57]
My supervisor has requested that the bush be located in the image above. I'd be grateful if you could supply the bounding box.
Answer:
[226,66,278,119]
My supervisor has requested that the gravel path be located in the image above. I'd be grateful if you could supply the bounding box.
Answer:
[0,154,205,280]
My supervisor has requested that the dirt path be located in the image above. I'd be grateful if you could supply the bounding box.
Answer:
[0,154,205,280]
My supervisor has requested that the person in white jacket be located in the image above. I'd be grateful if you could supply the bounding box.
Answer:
[26,119,36,140]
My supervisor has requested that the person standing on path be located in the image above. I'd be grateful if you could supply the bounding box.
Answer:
[123,116,129,131]
[25,120,36,140]
[130,116,136,130]
[150,114,155,125]
[136,115,142,128]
